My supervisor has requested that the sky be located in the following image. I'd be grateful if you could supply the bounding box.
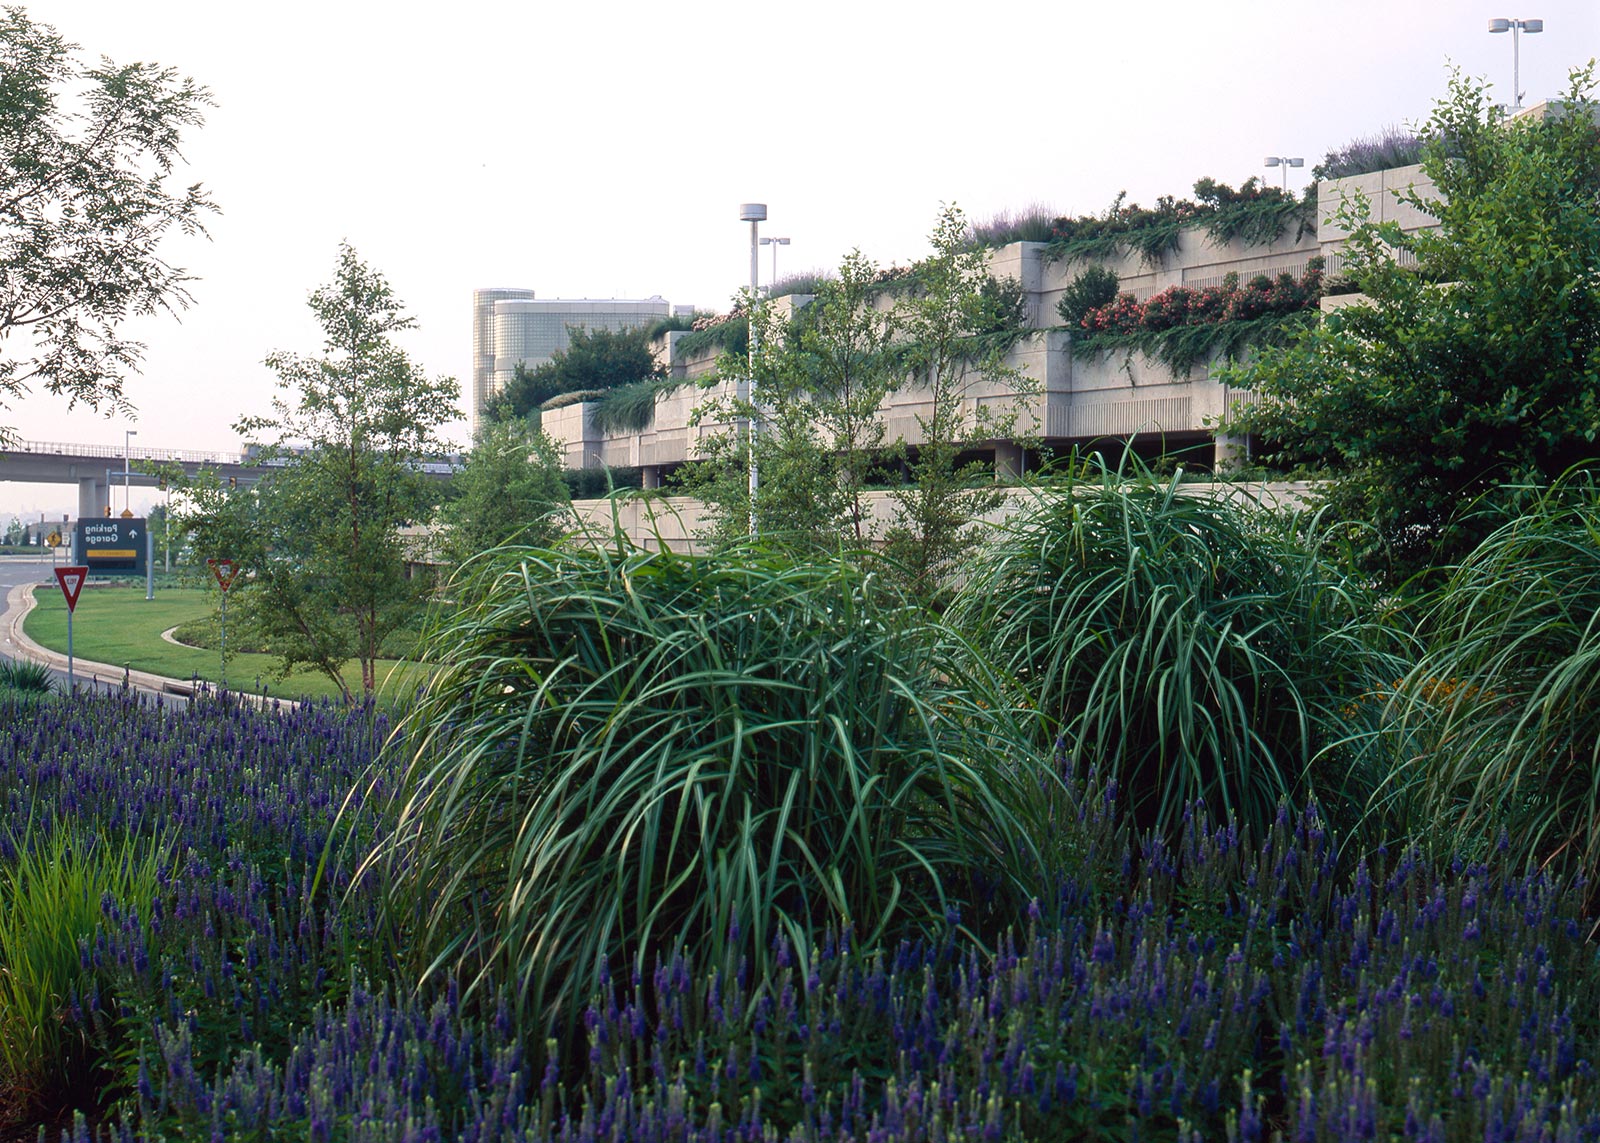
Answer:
[3,0,1597,518]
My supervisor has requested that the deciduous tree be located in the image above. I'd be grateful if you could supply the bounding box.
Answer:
[438,419,570,570]
[678,290,853,551]
[1230,65,1600,580]
[883,205,1036,596]
[0,8,215,429]
[179,246,458,699]
[489,325,663,422]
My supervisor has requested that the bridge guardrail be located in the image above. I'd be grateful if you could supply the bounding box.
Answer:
[4,440,460,473]
[7,440,247,465]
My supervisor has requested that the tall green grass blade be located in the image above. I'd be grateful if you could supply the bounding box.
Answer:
[1382,472,1600,886]
[0,825,168,1114]
[370,537,1060,1039]
[950,452,1405,840]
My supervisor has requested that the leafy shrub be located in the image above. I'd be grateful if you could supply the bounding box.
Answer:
[374,538,1055,1034]
[1047,179,1313,267]
[642,312,698,341]
[674,312,749,359]
[950,456,1405,838]
[974,274,1026,336]
[1074,261,1324,372]
[490,325,664,422]
[1080,262,1323,337]
[1054,265,1120,327]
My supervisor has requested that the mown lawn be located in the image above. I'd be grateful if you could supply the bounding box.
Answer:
[24,583,427,702]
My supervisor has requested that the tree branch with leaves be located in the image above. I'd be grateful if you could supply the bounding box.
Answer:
[0,7,215,432]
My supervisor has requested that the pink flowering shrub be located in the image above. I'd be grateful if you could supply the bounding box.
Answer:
[1078,258,1323,336]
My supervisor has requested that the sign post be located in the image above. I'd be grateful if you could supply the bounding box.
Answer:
[54,566,88,694]
[206,559,238,692]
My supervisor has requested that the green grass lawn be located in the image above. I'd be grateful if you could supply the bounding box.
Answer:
[24,583,427,703]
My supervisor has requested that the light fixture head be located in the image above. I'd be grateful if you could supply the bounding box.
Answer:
[1523,18,1543,32]
[1264,157,1281,167]
[1489,17,1511,32]
[1289,157,1305,168]
[738,203,768,222]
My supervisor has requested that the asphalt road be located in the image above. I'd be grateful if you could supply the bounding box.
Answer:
[0,551,64,663]
[0,553,188,701]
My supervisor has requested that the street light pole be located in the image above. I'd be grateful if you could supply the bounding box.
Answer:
[739,203,767,536]
[1489,18,1544,110]
[1263,156,1304,190]
[760,236,790,286]
[123,429,137,515]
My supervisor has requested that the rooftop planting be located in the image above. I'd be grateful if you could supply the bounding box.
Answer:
[1042,178,1316,267]
[1067,260,1325,372]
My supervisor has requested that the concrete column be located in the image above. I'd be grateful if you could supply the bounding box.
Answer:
[1213,432,1251,472]
[641,465,662,490]
[994,442,1025,481]
[78,477,108,520]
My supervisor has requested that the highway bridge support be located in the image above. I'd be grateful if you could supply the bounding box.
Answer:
[78,476,109,520]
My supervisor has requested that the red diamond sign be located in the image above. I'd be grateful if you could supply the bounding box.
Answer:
[206,558,239,593]
[55,566,89,613]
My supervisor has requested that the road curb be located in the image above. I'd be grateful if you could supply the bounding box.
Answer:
[2,581,294,708]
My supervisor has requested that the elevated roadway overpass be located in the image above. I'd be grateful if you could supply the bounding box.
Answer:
[1,438,459,521]
[0,438,258,518]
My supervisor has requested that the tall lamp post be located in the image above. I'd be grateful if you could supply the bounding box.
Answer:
[760,236,790,287]
[1488,18,1544,110]
[739,203,767,535]
[1263,156,1304,190]
[123,429,138,515]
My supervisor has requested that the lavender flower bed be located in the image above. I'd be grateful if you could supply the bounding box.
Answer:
[0,692,397,1133]
[5,695,1598,1141]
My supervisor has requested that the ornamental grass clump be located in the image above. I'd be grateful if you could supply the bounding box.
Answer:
[0,659,53,695]
[374,537,1059,1036]
[950,455,1407,840]
[1379,473,1600,888]
[0,826,166,1118]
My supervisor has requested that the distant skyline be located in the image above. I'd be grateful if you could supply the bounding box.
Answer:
[3,0,1597,517]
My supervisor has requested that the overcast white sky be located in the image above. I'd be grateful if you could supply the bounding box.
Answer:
[3,0,1597,517]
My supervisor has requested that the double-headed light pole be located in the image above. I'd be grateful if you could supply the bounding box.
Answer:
[1488,17,1544,110]
[739,203,767,535]
[760,235,790,285]
[1263,156,1303,190]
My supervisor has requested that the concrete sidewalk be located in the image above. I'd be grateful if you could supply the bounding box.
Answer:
[2,580,287,706]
